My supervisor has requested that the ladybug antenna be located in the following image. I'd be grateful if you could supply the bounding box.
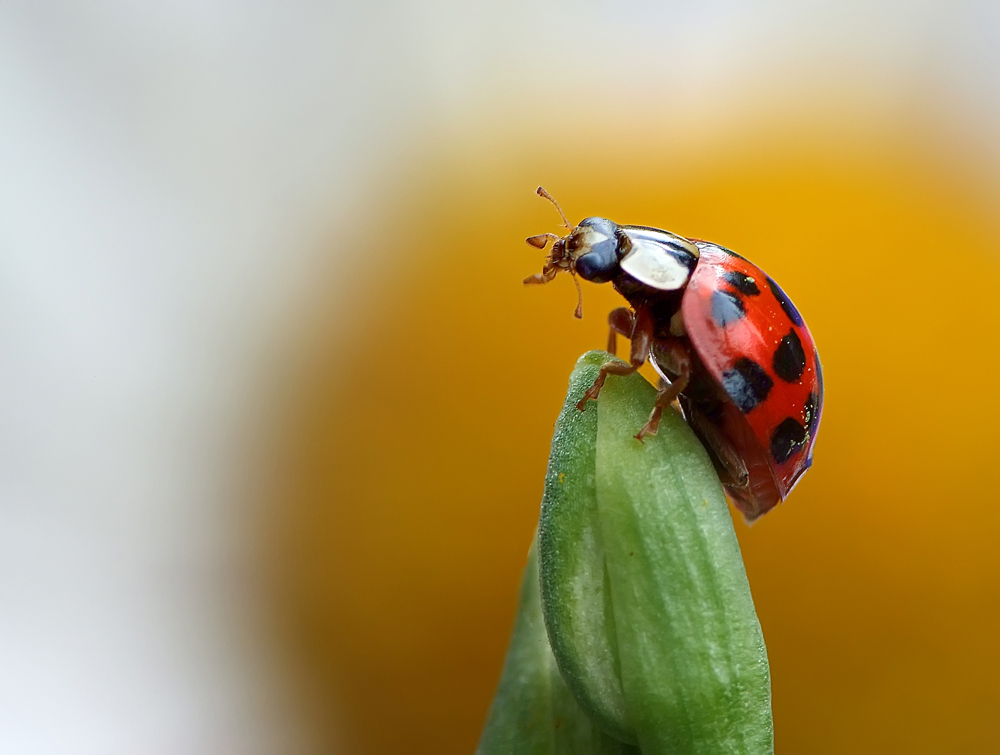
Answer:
[525,232,560,249]
[571,272,584,319]
[536,186,572,230]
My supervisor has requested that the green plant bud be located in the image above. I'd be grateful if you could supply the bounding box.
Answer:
[475,540,638,755]
[538,351,773,754]
[537,352,635,744]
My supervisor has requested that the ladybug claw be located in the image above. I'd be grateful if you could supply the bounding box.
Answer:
[635,425,656,443]
[576,383,604,411]
[635,414,661,442]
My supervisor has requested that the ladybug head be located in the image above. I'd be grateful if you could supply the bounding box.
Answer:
[570,217,623,284]
[524,188,624,318]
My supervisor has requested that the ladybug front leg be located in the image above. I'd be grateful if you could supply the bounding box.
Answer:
[577,306,654,411]
[635,338,691,442]
[606,307,635,356]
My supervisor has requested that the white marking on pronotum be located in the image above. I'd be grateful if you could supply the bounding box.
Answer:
[620,239,692,290]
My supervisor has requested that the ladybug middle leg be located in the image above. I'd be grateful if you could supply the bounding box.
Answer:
[606,307,635,356]
[635,338,691,442]
[577,305,653,411]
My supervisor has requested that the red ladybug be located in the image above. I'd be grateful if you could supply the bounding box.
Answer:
[525,187,822,521]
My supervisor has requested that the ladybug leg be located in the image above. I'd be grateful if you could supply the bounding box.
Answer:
[684,404,749,489]
[577,305,654,411]
[635,339,691,442]
[606,307,635,356]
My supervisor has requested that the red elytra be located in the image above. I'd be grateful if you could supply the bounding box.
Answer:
[681,242,823,519]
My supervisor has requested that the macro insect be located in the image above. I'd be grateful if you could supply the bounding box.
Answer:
[525,187,823,520]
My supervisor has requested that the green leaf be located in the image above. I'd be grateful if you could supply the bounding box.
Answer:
[539,351,773,754]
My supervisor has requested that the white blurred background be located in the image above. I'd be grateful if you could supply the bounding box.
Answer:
[2,2,999,753]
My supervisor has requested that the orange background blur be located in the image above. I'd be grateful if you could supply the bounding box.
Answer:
[263,116,1000,753]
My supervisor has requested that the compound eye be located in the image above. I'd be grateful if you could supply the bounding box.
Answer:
[574,217,622,283]
[575,241,619,282]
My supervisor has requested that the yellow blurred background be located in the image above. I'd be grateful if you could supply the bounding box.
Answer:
[5,2,1000,754]
[264,118,1000,753]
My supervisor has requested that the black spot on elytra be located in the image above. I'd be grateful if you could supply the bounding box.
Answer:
[722,358,773,413]
[773,329,806,382]
[711,289,746,327]
[767,276,804,327]
[724,270,761,296]
[771,417,807,464]
[803,392,821,435]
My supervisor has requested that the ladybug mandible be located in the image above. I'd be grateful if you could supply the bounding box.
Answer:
[525,187,823,521]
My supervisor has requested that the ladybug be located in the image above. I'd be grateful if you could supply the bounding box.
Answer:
[525,187,822,521]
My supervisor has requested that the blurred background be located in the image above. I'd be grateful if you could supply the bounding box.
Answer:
[3,1,1000,753]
